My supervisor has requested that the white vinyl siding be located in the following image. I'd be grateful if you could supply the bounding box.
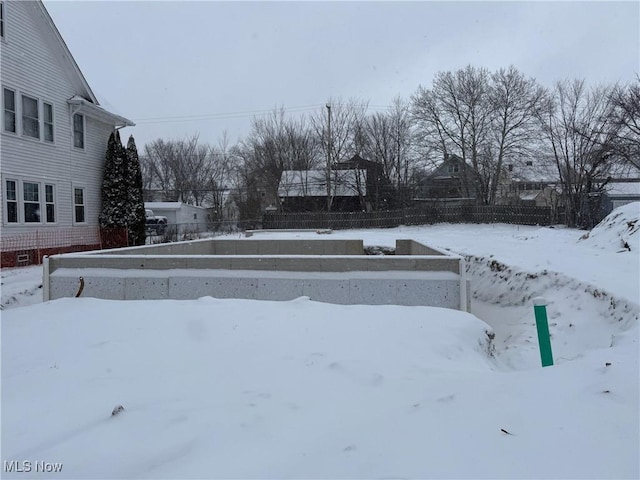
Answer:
[0,1,129,235]
[3,87,15,133]
[21,94,39,139]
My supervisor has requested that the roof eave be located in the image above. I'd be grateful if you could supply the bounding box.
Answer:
[68,97,135,128]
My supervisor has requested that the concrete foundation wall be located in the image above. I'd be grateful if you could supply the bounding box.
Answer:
[97,239,365,257]
[45,238,468,311]
[396,239,449,256]
[49,269,462,309]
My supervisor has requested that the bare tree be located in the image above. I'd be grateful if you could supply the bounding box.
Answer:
[487,66,545,203]
[537,80,622,227]
[310,98,368,210]
[362,97,416,207]
[411,66,492,202]
[236,108,319,214]
[412,65,545,205]
[142,135,221,206]
[609,78,640,168]
[205,131,236,222]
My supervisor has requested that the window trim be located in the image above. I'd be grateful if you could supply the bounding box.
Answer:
[43,101,54,143]
[4,178,18,223]
[2,178,62,226]
[2,87,58,145]
[1,1,6,41]
[3,86,16,134]
[22,181,41,223]
[73,113,85,149]
[73,186,86,224]
[45,183,56,223]
[21,94,40,140]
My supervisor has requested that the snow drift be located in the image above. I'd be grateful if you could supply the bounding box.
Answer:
[578,201,640,252]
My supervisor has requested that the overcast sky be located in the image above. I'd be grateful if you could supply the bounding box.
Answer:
[44,1,639,149]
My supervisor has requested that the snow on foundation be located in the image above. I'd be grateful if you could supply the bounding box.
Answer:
[2,297,637,479]
[2,213,639,478]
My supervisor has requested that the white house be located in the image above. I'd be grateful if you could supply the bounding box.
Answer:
[1,0,134,266]
[145,202,210,235]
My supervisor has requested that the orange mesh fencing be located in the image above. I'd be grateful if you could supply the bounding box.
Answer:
[1,227,128,268]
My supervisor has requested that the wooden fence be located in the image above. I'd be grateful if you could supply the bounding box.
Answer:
[263,205,563,230]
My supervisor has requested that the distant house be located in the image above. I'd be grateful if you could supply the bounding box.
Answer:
[144,202,210,235]
[497,159,561,208]
[601,164,640,212]
[277,155,393,212]
[278,168,367,212]
[333,154,392,210]
[1,1,134,267]
[415,154,480,205]
[604,180,640,210]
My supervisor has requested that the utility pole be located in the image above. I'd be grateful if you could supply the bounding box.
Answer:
[326,103,332,212]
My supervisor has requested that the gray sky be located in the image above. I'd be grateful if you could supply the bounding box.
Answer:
[44,1,639,149]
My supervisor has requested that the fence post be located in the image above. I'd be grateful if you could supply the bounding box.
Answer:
[35,229,41,265]
[532,297,554,367]
[42,255,50,301]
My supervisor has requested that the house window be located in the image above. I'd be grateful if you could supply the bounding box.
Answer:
[45,184,55,223]
[1,2,5,39]
[22,94,39,139]
[3,87,15,133]
[526,160,533,167]
[508,164,513,172]
[23,181,40,222]
[43,102,54,142]
[73,113,84,149]
[74,187,85,223]
[5,179,17,223]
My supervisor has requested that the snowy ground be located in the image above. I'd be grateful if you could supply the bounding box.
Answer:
[1,203,639,479]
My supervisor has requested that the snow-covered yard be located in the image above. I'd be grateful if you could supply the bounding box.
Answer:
[1,203,638,479]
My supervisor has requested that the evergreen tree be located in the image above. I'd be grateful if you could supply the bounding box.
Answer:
[126,135,147,246]
[99,131,129,229]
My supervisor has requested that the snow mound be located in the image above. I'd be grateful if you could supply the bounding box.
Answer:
[578,202,640,252]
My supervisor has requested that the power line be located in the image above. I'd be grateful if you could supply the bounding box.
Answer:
[133,103,398,125]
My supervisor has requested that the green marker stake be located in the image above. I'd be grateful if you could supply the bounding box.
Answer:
[533,297,554,367]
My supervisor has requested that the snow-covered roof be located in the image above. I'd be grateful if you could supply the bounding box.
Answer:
[279,170,367,197]
[68,96,134,128]
[606,181,640,197]
[508,160,559,183]
[518,192,542,201]
[145,202,209,211]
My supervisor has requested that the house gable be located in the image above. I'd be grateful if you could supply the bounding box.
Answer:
[0,0,133,245]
